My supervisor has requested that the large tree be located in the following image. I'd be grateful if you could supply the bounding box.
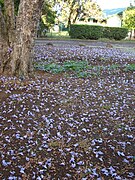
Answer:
[0,0,44,77]
[123,7,135,39]
[53,0,102,27]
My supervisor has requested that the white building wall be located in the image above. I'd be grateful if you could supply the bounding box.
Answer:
[107,15,122,27]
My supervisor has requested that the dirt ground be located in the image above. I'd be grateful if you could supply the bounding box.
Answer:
[0,40,135,179]
[35,38,135,48]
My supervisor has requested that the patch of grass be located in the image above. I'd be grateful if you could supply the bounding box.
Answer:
[46,31,70,39]
[35,61,134,78]
[98,38,112,42]
[79,43,86,47]
[34,63,64,73]
[35,61,89,75]
[76,71,90,78]
[63,60,88,71]
[44,63,64,73]
[124,64,135,71]
[106,64,120,71]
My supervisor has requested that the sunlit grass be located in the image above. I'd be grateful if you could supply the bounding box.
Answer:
[46,31,70,39]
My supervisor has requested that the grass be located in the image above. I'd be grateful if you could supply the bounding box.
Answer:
[46,31,70,39]
[35,60,88,75]
[39,31,135,44]
[124,63,135,71]
[34,61,135,78]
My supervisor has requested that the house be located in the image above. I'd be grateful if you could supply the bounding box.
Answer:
[103,8,126,27]
[104,8,135,39]
[76,7,135,39]
[76,8,126,27]
[106,15,122,27]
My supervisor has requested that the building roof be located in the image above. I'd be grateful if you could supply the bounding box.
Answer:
[103,7,126,17]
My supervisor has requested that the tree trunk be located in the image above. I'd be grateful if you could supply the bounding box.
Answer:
[67,0,76,28]
[133,29,135,39]
[0,0,43,77]
[0,3,10,72]
[73,7,80,24]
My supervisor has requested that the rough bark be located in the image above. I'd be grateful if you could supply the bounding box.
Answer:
[5,0,15,45]
[0,0,44,77]
[0,3,9,72]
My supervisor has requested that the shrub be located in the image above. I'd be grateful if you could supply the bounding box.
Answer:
[69,25,128,40]
[69,25,103,40]
[102,27,128,40]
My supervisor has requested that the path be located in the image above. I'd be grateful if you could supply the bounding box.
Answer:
[35,38,135,54]
[35,38,135,47]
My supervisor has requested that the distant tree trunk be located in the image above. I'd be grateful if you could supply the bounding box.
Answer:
[0,0,15,73]
[0,0,43,77]
[73,7,81,24]
[133,29,135,39]
[67,0,76,28]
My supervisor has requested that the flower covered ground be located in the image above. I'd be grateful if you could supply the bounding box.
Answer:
[0,41,135,179]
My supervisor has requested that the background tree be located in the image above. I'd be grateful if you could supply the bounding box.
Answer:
[0,0,44,77]
[123,7,135,39]
[39,1,56,36]
[53,0,102,28]
[0,0,4,8]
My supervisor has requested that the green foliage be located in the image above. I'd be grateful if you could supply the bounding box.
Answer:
[53,0,103,27]
[0,0,20,15]
[0,0,4,13]
[37,1,56,37]
[14,0,20,15]
[108,64,120,70]
[77,71,90,78]
[124,64,135,71]
[35,60,90,79]
[0,0,4,10]
[0,0,3,6]
[69,24,103,40]
[37,19,48,37]
[35,63,65,73]
[35,60,88,74]
[46,31,70,39]
[42,2,56,28]
[102,27,128,40]
[123,7,135,29]
[63,61,88,71]
[44,63,64,73]
[35,61,135,78]
[69,25,128,40]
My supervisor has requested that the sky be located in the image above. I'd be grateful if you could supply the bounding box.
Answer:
[95,0,131,9]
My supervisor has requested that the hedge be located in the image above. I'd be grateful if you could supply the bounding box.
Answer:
[102,27,128,40]
[69,24,128,40]
[69,25,103,40]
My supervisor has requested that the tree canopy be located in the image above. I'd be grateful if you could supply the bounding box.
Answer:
[49,0,102,27]
[123,7,135,30]
[42,1,56,29]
